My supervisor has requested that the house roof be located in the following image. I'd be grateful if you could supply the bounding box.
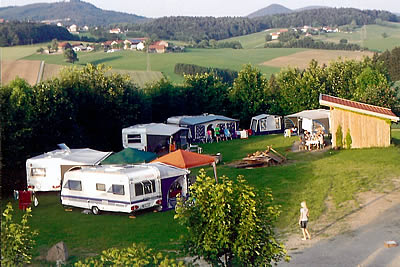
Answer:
[58,42,71,47]
[149,44,165,50]
[319,94,399,122]
[167,114,238,126]
[285,109,330,120]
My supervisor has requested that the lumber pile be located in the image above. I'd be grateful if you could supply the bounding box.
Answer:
[240,146,286,168]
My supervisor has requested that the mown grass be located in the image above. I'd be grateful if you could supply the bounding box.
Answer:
[1,44,46,60]
[23,48,304,83]
[2,131,400,264]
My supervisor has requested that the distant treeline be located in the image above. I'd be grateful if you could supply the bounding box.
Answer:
[174,63,238,84]
[191,40,243,49]
[0,21,76,46]
[123,8,399,42]
[265,36,363,50]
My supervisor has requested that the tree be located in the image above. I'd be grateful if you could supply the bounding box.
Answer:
[229,64,268,127]
[64,48,79,64]
[1,203,38,266]
[47,43,52,53]
[175,171,289,266]
[339,38,348,44]
[51,38,58,52]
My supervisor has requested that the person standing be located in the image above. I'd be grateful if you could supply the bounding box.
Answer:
[299,201,311,240]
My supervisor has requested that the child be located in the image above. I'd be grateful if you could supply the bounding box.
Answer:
[299,201,311,240]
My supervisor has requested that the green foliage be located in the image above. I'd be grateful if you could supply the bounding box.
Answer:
[0,21,75,47]
[174,63,238,84]
[74,243,184,267]
[345,129,352,149]
[175,170,288,266]
[376,46,400,82]
[229,64,268,127]
[51,38,58,52]
[64,48,79,64]
[340,38,348,44]
[265,36,363,51]
[336,125,343,149]
[1,203,38,266]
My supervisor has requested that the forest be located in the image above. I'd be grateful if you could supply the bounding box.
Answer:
[1,50,400,194]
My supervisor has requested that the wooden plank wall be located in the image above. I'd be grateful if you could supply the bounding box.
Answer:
[330,108,391,148]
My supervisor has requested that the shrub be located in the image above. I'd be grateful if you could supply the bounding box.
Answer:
[335,125,343,149]
[1,203,38,266]
[345,129,352,149]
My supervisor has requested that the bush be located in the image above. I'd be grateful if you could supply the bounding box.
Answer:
[345,129,352,149]
[336,125,343,149]
[1,203,38,266]
[74,243,185,267]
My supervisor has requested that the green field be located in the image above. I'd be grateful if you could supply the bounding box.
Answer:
[224,30,273,49]
[3,131,400,264]
[313,23,400,52]
[1,44,46,60]
[23,48,305,83]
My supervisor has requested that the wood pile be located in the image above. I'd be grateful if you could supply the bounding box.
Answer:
[236,146,286,168]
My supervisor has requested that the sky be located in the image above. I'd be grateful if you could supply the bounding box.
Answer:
[1,0,399,17]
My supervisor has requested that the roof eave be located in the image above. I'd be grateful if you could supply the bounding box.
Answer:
[319,99,400,122]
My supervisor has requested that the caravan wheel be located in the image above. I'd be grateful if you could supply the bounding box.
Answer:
[91,206,100,215]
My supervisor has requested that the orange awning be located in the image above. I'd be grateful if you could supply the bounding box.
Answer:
[151,149,215,169]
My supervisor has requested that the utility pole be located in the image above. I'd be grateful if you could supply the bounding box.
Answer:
[146,41,150,71]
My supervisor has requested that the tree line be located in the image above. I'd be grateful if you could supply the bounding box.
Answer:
[174,63,238,84]
[0,21,76,46]
[1,55,399,194]
[265,36,363,50]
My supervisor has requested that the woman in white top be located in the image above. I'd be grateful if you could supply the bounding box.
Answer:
[299,201,311,240]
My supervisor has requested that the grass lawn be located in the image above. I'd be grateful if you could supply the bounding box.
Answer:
[3,131,400,264]
[1,44,47,60]
[23,48,304,83]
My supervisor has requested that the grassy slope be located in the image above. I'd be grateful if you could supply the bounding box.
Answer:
[23,48,304,83]
[313,23,400,52]
[1,44,45,60]
[3,131,400,264]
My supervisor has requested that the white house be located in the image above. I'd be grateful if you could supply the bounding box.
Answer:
[69,24,78,33]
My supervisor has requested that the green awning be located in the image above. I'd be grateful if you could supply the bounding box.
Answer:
[101,148,157,165]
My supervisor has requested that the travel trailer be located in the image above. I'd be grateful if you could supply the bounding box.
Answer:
[61,163,189,214]
[122,123,189,154]
[26,144,111,192]
[250,114,283,135]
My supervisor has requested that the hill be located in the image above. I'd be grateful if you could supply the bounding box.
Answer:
[248,4,329,18]
[247,4,292,18]
[0,0,148,26]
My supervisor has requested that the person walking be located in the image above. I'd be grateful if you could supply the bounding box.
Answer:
[299,201,311,240]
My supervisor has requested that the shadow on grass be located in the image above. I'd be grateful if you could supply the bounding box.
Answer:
[89,55,123,65]
[391,137,400,147]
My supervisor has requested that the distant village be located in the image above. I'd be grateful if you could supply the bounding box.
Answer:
[268,25,341,40]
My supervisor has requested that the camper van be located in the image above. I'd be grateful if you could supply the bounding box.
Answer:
[61,163,189,214]
[26,144,111,192]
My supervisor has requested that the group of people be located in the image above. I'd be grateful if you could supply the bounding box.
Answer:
[206,126,233,143]
[300,130,325,150]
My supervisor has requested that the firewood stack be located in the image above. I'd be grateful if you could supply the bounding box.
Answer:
[243,146,286,166]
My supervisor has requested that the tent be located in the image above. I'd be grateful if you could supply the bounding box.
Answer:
[101,148,157,164]
[285,109,330,133]
[250,114,283,135]
[151,150,217,210]
[151,149,215,169]
[167,114,239,143]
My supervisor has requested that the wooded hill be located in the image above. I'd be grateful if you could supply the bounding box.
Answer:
[0,0,148,26]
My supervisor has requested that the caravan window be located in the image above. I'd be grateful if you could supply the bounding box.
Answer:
[68,180,82,191]
[127,134,141,144]
[31,168,46,177]
[275,118,281,129]
[135,180,156,196]
[112,184,125,195]
[135,183,144,196]
[96,183,106,191]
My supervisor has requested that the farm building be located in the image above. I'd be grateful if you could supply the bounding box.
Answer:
[319,94,399,148]
[167,114,239,143]
[122,123,189,154]
[285,109,330,134]
[250,114,283,135]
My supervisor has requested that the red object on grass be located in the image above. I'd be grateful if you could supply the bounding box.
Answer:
[18,190,32,210]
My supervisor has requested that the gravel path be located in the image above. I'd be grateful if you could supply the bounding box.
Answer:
[279,191,400,267]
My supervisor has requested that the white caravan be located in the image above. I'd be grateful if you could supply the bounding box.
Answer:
[61,163,189,214]
[26,144,111,192]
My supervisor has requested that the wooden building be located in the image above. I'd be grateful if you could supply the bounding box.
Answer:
[319,94,399,148]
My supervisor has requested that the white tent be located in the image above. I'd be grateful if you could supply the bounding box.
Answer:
[250,114,283,135]
[285,109,330,133]
[26,144,111,192]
